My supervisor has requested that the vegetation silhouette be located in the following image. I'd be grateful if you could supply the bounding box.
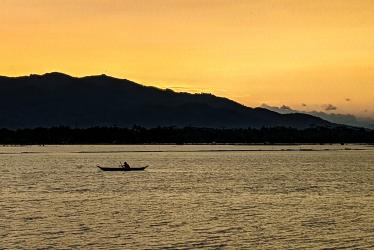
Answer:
[0,126,373,145]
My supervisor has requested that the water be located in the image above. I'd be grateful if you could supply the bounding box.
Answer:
[1,144,374,249]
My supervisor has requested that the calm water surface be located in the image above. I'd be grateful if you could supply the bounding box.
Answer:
[1,144,374,249]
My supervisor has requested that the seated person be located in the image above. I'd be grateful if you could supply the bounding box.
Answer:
[123,161,130,169]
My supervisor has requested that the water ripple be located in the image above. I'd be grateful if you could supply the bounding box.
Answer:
[1,145,374,249]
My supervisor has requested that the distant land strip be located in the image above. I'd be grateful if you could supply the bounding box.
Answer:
[0,126,373,144]
[0,148,368,155]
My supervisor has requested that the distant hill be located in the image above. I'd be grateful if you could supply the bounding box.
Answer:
[0,72,333,129]
[261,104,374,129]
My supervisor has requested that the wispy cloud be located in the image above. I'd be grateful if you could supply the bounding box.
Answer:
[280,105,291,110]
[323,104,337,111]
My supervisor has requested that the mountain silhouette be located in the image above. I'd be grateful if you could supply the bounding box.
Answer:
[0,73,333,128]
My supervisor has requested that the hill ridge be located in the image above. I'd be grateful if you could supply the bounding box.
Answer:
[0,72,332,129]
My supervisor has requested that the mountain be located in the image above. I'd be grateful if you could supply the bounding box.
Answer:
[0,72,333,129]
[261,104,374,129]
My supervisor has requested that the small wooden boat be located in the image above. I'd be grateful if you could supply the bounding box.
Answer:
[97,165,148,172]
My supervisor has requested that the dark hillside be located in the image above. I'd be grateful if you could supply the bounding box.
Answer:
[0,73,332,129]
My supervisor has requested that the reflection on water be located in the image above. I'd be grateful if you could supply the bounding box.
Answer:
[1,145,374,249]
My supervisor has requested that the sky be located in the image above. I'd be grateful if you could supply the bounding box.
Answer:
[1,0,374,117]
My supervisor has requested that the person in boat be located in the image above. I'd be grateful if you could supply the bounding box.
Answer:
[123,161,131,169]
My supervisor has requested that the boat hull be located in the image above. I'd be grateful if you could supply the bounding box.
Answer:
[97,166,148,171]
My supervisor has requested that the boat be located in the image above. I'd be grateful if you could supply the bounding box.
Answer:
[97,165,148,171]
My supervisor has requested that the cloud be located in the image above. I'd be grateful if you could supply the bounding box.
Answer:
[261,104,295,114]
[280,105,291,110]
[323,104,337,111]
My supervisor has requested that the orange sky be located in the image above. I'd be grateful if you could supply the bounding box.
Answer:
[1,0,374,117]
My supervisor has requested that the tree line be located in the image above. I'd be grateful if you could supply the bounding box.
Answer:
[0,126,373,144]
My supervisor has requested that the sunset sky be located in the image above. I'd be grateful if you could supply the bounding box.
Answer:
[1,0,373,117]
